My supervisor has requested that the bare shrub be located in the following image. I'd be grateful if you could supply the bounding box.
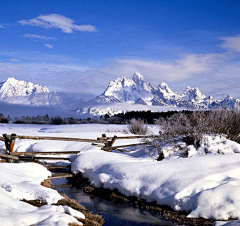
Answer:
[207,110,240,143]
[127,118,149,135]
[148,110,240,160]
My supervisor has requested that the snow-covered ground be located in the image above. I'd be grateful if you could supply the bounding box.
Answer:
[1,123,240,225]
[0,162,85,225]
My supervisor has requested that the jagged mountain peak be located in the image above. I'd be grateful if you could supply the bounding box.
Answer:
[182,86,205,102]
[159,82,171,90]
[96,73,153,104]
[0,77,62,106]
[157,82,177,97]
[132,72,144,83]
[81,73,240,117]
[5,77,18,84]
[224,95,233,100]
[0,77,50,97]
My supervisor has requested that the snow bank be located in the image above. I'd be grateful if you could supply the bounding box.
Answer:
[1,123,240,223]
[0,163,84,225]
[72,151,240,220]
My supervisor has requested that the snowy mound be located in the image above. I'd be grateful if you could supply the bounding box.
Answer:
[71,135,240,222]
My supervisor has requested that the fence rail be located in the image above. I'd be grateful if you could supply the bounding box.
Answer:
[0,133,152,161]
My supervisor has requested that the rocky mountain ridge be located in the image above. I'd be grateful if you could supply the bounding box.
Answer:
[78,72,240,116]
[0,77,61,106]
[92,72,240,110]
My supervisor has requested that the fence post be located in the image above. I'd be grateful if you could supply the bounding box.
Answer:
[3,133,16,154]
[9,133,16,153]
[102,135,117,152]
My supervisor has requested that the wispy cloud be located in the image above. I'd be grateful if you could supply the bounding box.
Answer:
[0,24,4,28]
[9,59,21,62]
[18,14,97,33]
[100,53,224,84]
[220,34,240,53]
[23,34,56,40]
[0,51,239,100]
[44,44,53,49]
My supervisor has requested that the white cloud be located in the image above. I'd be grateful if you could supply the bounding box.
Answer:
[0,50,239,100]
[100,53,224,85]
[44,44,53,49]
[18,14,97,33]
[23,34,56,40]
[0,24,4,28]
[220,34,240,53]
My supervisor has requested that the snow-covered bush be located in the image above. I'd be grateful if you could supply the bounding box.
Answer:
[148,110,240,160]
[127,118,148,135]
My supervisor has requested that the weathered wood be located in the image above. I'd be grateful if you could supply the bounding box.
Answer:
[0,137,4,141]
[19,156,70,160]
[92,143,104,147]
[106,135,158,140]
[109,135,147,140]
[52,184,72,188]
[3,133,10,153]
[97,134,109,140]
[113,148,129,152]
[109,135,117,147]
[49,173,73,179]
[10,151,80,156]
[4,134,108,144]
[101,146,113,152]
[0,153,19,160]
[9,134,16,152]
[46,165,69,169]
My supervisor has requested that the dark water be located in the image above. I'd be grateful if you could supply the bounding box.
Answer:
[52,178,179,226]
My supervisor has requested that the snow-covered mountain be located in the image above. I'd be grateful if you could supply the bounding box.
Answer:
[78,72,240,117]
[0,77,61,106]
[94,72,153,104]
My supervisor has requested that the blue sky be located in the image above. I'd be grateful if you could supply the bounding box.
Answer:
[0,0,240,99]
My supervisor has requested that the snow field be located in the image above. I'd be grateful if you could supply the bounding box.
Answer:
[1,123,240,225]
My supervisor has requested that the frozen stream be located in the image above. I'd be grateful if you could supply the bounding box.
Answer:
[52,178,179,226]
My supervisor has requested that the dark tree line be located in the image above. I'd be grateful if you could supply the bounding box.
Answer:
[114,110,193,124]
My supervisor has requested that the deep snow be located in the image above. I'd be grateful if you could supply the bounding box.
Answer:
[1,123,240,225]
[0,163,85,225]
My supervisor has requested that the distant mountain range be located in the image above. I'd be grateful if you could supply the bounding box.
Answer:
[78,72,240,116]
[1,75,239,117]
[0,77,61,106]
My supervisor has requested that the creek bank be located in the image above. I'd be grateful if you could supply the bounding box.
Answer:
[70,173,215,226]
[22,178,104,226]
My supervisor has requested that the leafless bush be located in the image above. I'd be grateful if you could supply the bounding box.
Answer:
[156,110,240,145]
[148,110,240,160]
[207,110,240,142]
[127,118,149,135]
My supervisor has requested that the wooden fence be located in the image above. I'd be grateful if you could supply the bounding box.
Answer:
[0,133,152,162]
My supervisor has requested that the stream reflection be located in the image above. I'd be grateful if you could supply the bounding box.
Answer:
[53,179,179,225]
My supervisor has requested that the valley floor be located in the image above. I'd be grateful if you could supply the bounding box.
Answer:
[0,123,240,225]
